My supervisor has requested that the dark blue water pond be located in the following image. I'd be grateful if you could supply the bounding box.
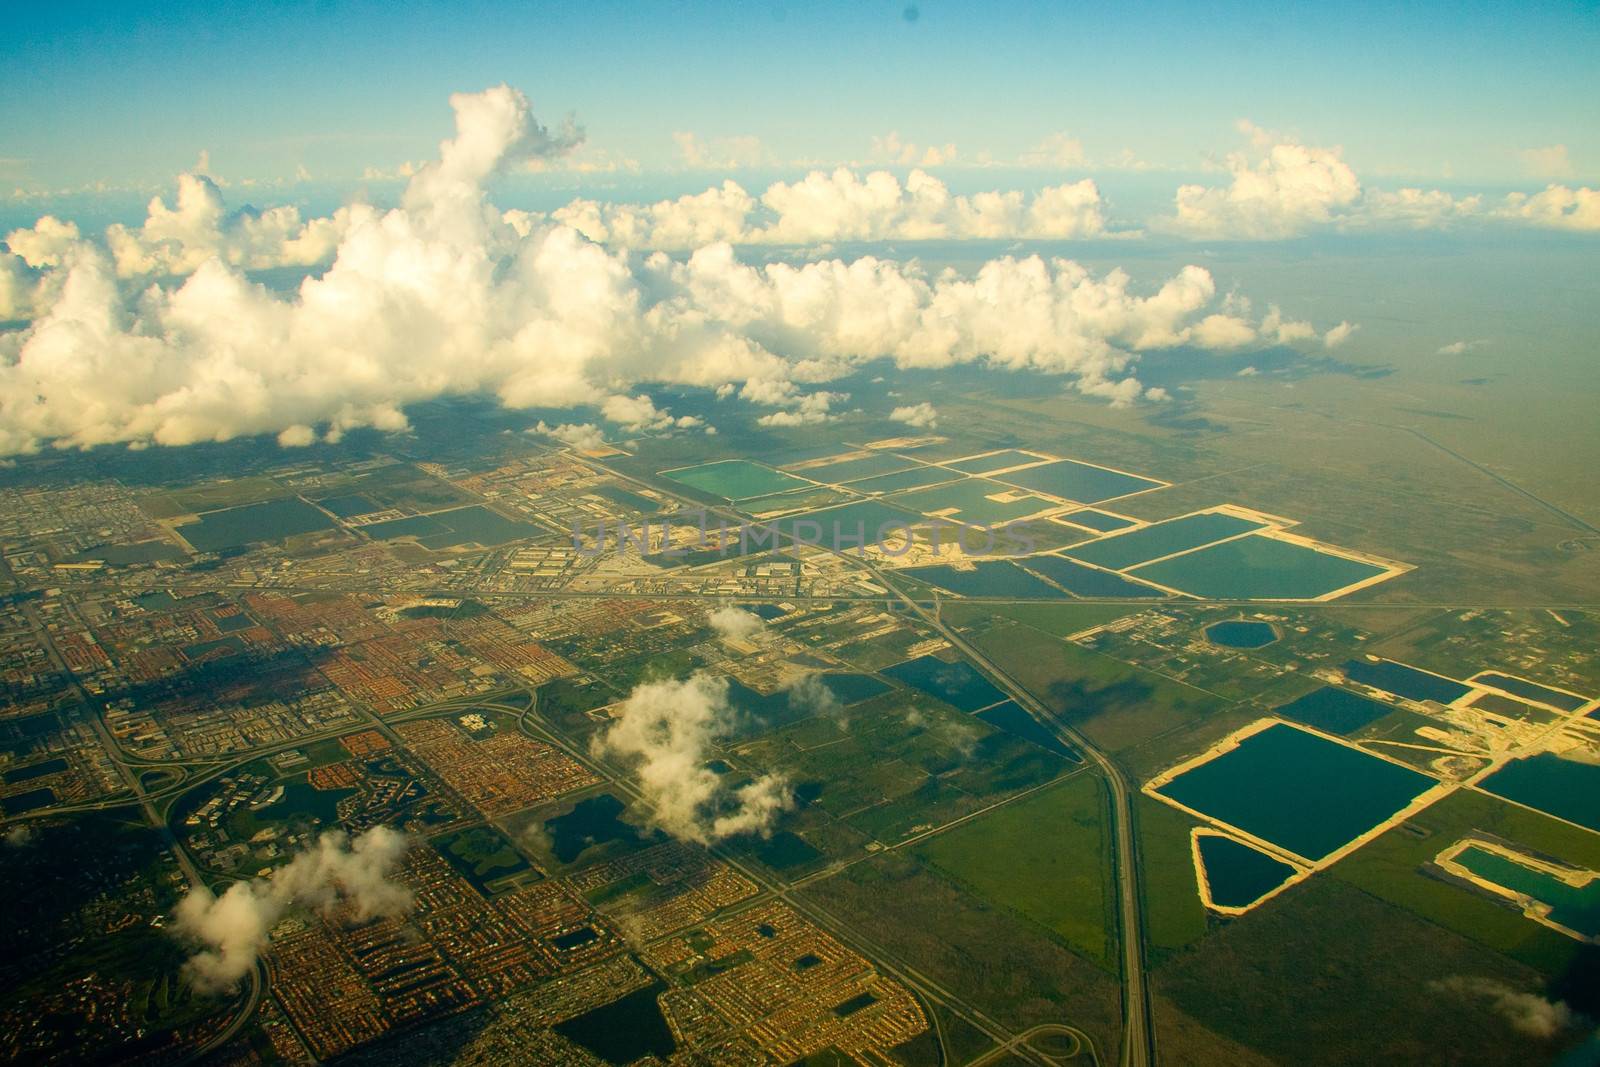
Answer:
[1343,659,1470,705]
[1275,686,1392,735]
[1204,620,1278,649]
[884,655,1007,711]
[1196,834,1297,909]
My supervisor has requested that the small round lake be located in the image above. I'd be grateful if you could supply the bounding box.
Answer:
[1204,620,1279,649]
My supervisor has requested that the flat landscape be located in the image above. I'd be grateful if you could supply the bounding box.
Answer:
[2,14,1598,1063]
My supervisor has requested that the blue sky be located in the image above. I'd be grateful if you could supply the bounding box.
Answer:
[4,0,1597,194]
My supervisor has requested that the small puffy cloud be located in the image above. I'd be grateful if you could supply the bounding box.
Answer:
[1495,184,1600,231]
[757,168,1106,243]
[1432,977,1575,1040]
[782,673,842,721]
[173,827,411,993]
[1190,313,1257,349]
[1359,186,1483,230]
[1259,305,1317,344]
[104,172,352,277]
[4,215,81,268]
[1437,339,1487,355]
[708,605,764,641]
[870,132,958,168]
[599,393,703,433]
[1162,123,1600,237]
[674,131,768,170]
[1519,144,1575,180]
[1164,121,1362,238]
[592,672,792,844]
[534,421,606,451]
[1020,132,1087,169]
[276,424,317,448]
[756,390,843,426]
[1323,321,1358,348]
[889,401,938,428]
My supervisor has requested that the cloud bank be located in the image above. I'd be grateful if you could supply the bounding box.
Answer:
[172,826,412,993]
[534,167,1109,249]
[0,87,1354,456]
[1160,121,1599,237]
[591,672,792,844]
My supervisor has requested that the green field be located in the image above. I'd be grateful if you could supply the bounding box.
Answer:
[433,825,531,893]
[969,622,1221,752]
[944,600,1148,637]
[1136,795,1209,955]
[1331,787,1600,974]
[1155,876,1561,1067]
[916,773,1114,966]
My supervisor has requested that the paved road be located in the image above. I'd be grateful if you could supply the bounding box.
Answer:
[876,578,1156,1067]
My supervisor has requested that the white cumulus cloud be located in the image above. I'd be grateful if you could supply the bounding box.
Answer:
[0,88,1350,456]
[889,401,939,428]
[708,605,765,641]
[173,826,412,993]
[591,672,792,844]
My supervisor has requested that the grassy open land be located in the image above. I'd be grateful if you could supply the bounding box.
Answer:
[895,1005,995,1067]
[914,772,1114,968]
[799,851,1123,1064]
[828,627,934,672]
[967,621,1222,752]
[137,474,289,516]
[1135,795,1209,959]
[1155,876,1570,1067]
[942,599,1147,638]
[1150,994,1280,1067]
[735,691,1073,852]
[1331,787,1600,976]
[949,363,1600,607]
